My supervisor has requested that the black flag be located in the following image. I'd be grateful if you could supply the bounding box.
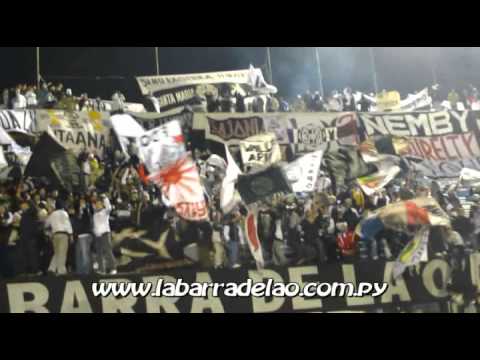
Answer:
[237,165,292,205]
[324,143,376,194]
[25,133,82,193]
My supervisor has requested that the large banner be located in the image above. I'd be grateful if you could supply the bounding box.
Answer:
[137,69,255,95]
[2,255,478,313]
[36,110,112,156]
[0,110,38,136]
[136,69,267,112]
[196,112,358,150]
[197,114,266,144]
[93,100,146,113]
[359,111,479,138]
[403,132,480,161]
[129,108,193,131]
[360,111,480,178]
[410,158,480,178]
[361,88,432,112]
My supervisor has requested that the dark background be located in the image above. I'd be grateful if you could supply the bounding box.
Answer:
[0,47,477,102]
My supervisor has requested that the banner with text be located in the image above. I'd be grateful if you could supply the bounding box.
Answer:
[2,255,478,313]
[129,108,194,131]
[240,133,282,169]
[196,112,358,151]
[36,110,112,156]
[136,68,268,112]
[0,110,38,136]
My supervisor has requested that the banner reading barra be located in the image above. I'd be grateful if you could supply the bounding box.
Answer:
[2,255,477,313]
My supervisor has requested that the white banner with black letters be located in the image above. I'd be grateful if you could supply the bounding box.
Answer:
[0,110,38,136]
[36,110,112,156]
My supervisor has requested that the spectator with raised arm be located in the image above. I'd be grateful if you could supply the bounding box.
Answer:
[92,194,117,275]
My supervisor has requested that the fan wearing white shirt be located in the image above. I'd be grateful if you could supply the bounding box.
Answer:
[93,195,117,275]
[45,202,73,275]
[25,87,38,108]
[13,89,27,109]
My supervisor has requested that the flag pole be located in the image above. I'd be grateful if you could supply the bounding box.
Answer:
[266,47,273,84]
[314,47,325,98]
[430,47,438,85]
[369,47,379,94]
[36,47,41,87]
[155,47,160,76]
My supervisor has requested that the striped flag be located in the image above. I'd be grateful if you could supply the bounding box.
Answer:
[393,226,430,279]
[243,205,264,269]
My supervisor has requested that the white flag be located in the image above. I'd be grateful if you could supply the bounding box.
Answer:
[220,145,243,214]
[137,120,186,174]
[459,168,480,187]
[284,150,324,193]
[0,147,7,169]
[248,65,278,95]
[110,114,146,157]
[0,127,13,146]
[11,143,32,167]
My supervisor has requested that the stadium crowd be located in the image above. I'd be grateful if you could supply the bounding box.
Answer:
[0,80,479,284]
[3,81,480,113]
[0,134,478,280]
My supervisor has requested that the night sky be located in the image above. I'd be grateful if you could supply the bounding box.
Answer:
[0,47,478,102]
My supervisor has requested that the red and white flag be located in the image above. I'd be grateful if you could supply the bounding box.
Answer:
[244,206,264,269]
[149,155,208,221]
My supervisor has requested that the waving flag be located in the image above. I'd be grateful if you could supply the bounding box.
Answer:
[393,226,430,279]
[324,143,376,193]
[137,120,186,174]
[110,114,146,158]
[220,145,243,214]
[237,165,292,205]
[356,197,450,240]
[357,163,401,196]
[243,206,265,269]
[25,133,82,193]
[284,150,324,193]
[149,155,208,221]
